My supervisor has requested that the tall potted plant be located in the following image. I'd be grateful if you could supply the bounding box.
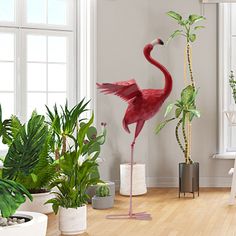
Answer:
[1,110,57,213]
[156,11,205,197]
[46,100,106,235]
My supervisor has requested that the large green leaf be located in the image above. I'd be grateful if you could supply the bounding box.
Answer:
[167,11,182,21]
[181,85,195,105]
[164,103,175,117]
[189,34,196,42]
[188,14,206,25]
[0,179,32,217]
[155,118,175,134]
[3,114,48,180]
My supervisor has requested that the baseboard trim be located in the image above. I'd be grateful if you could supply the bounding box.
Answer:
[112,177,232,189]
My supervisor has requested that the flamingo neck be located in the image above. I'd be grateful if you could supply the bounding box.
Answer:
[143,44,172,98]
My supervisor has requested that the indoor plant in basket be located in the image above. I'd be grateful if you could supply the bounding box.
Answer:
[156,11,205,197]
[46,100,106,235]
[1,110,58,213]
[92,183,114,210]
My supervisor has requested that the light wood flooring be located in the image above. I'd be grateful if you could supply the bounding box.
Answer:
[47,188,236,236]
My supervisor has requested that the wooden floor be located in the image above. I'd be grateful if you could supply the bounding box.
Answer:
[47,188,236,236]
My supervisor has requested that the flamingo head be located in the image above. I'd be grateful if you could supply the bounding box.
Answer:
[150,38,164,46]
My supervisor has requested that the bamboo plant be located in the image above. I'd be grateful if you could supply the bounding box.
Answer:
[156,11,205,164]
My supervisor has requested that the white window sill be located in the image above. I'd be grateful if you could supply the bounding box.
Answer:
[213,153,236,159]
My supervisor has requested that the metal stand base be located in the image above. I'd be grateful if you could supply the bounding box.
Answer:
[179,177,199,199]
[106,212,152,221]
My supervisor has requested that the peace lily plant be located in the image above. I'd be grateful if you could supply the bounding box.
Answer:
[156,11,205,164]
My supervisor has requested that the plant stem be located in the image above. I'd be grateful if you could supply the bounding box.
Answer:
[182,122,190,164]
[175,119,185,154]
[187,43,195,90]
[62,135,66,155]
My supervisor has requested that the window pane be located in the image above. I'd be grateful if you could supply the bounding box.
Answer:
[48,64,66,91]
[0,93,14,119]
[0,0,15,22]
[232,4,236,36]
[0,62,14,91]
[27,93,46,118]
[0,33,14,61]
[48,36,67,63]
[48,0,66,25]
[27,0,47,24]
[27,63,46,91]
[48,92,66,108]
[27,35,46,62]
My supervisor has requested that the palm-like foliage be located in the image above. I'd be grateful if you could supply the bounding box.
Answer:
[3,112,48,180]
[46,100,106,214]
[0,179,32,218]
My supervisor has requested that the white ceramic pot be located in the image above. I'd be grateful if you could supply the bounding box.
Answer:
[59,205,87,235]
[18,192,53,214]
[0,211,48,236]
[120,163,147,196]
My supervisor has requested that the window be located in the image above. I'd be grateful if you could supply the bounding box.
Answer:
[0,0,75,122]
[0,0,97,153]
[218,3,236,156]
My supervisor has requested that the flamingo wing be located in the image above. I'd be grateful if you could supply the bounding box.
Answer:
[96,79,142,102]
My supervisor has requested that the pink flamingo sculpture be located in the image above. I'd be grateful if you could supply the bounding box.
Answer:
[97,38,172,220]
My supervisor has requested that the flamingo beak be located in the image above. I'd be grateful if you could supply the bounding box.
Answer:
[151,38,164,46]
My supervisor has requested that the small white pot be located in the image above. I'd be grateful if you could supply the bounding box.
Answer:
[59,205,87,235]
[18,192,53,214]
[0,211,48,236]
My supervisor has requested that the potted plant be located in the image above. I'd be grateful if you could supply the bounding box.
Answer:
[1,110,57,213]
[0,170,48,236]
[85,123,115,203]
[45,100,106,235]
[92,183,114,209]
[156,11,205,197]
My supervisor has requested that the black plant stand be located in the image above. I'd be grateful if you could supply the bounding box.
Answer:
[178,162,199,198]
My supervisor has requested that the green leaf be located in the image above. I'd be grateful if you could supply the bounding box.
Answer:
[164,103,175,117]
[194,26,205,30]
[0,179,32,218]
[189,34,196,42]
[155,118,175,134]
[167,11,182,21]
[167,30,183,43]
[188,109,201,118]
[30,173,38,183]
[175,108,182,118]
[181,85,195,104]
[188,15,206,25]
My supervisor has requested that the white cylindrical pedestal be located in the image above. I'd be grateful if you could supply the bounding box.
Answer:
[120,163,147,196]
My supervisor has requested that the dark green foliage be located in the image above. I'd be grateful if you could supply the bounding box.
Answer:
[46,100,106,214]
[3,113,48,180]
[96,184,110,197]
[167,11,205,43]
[0,179,32,218]
[229,70,236,104]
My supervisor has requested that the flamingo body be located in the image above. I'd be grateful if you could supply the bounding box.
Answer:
[97,38,173,220]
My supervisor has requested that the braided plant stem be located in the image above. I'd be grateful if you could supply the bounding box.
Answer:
[187,43,195,91]
[182,122,190,164]
[175,119,185,154]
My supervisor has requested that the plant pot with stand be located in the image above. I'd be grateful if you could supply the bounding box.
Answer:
[156,11,205,197]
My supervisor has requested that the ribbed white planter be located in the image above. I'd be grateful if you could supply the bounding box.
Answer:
[120,163,147,196]
[0,211,48,236]
[59,205,87,235]
[18,192,53,214]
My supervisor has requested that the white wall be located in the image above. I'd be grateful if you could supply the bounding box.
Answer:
[97,0,233,187]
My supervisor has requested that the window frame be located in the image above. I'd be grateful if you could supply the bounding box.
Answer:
[216,3,236,158]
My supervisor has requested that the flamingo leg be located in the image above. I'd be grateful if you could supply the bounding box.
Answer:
[107,120,152,221]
